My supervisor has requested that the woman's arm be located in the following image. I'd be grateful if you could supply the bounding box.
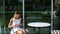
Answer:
[8,19,13,28]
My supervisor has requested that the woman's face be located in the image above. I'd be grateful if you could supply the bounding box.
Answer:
[14,14,20,19]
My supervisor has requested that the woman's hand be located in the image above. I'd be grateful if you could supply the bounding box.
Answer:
[12,23,17,27]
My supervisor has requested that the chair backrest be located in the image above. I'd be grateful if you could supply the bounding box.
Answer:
[52,30,60,34]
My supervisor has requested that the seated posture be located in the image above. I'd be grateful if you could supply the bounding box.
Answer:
[8,11,26,34]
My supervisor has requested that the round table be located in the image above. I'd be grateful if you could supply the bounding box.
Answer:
[27,22,50,34]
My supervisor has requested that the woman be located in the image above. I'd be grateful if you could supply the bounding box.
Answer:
[8,11,26,34]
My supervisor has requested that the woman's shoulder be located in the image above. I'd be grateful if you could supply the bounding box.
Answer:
[10,18,14,20]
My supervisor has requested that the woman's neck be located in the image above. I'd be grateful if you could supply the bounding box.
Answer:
[13,17,20,19]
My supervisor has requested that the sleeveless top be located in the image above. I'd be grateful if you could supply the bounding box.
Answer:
[11,18,21,27]
[10,18,23,34]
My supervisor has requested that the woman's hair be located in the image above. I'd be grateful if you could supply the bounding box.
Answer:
[14,11,20,14]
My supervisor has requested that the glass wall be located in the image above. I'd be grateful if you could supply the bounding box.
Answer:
[0,0,53,34]
[53,0,60,30]
[0,0,23,34]
[25,0,51,34]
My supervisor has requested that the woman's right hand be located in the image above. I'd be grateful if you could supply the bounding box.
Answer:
[12,23,17,27]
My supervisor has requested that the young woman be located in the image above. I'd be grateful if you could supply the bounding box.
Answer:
[8,11,26,34]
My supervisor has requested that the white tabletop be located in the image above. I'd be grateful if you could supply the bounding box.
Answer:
[28,22,50,27]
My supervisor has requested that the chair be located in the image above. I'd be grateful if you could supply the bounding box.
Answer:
[52,30,60,34]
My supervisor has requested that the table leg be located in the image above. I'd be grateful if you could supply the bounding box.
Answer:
[37,28,40,34]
